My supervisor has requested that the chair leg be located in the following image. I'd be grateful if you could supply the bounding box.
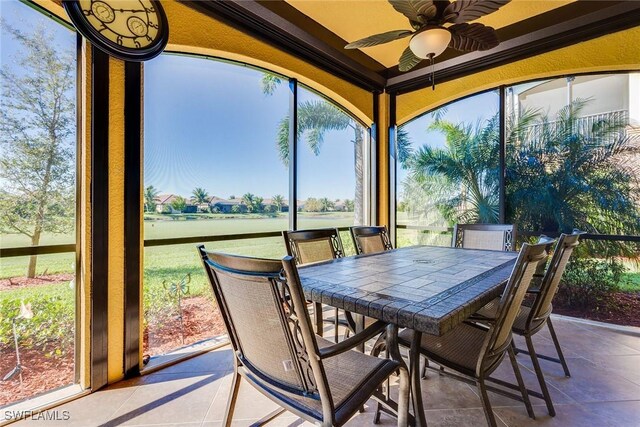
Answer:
[547,318,571,377]
[477,376,498,427]
[314,302,323,337]
[511,339,519,355]
[420,356,428,379]
[223,371,242,427]
[508,346,535,420]
[334,307,340,343]
[396,365,411,427]
[525,335,555,417]
[373,401,382,424]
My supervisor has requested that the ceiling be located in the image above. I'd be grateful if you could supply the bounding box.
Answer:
[185,0,640,93]
[285,0,574,68]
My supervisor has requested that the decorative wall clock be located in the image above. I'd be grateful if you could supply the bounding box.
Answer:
[63,0,169,61]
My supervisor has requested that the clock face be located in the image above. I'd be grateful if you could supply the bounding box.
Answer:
[63,0,168,61]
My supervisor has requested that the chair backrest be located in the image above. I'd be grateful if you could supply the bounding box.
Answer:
[480,241,549,371]
[529,231,582,323]
[283,228,345,266]
[198,247,328,400]
[350,226,393,255]
[452,223,517,251]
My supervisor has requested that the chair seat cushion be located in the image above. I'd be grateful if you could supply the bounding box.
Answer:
[249,336,398,425]
[398,323,494,376]
[475,298,546,334]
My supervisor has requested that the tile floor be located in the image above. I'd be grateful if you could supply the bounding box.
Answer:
[12,316,640,427]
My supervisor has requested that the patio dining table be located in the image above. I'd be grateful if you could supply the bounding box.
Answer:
[298,245,519,427]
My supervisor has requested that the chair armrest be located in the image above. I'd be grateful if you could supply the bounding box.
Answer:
[465,313,496,326]
[468,313,496,325]
[319,320,387,359]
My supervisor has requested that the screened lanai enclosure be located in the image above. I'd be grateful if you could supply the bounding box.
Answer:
[1,1,639,426]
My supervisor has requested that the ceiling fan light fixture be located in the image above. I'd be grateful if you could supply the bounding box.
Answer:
[409,26,451,59]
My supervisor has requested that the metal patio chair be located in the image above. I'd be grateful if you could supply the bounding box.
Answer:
[350,226,393,255]
[198,247,410,427]
[283,228,353,341]
[472,231,583,417]
[452,223,517,251]
[392,241,550,427]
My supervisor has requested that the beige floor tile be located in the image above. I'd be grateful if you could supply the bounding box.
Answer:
[423,407,508,427]
[12,386,138,427]
[104,372,226,426]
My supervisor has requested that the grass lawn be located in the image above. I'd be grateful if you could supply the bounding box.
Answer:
[0,212,356,278]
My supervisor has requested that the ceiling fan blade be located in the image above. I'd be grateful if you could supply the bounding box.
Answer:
[345,30,414,49]
[399,46,422,72]
[443,0,511,24]
[448,23,499,51]
[388,0,438,26]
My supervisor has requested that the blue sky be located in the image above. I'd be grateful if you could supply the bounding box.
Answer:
[144,55,360,201]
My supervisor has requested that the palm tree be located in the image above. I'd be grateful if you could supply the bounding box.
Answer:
[271,194,285,213]
[241,193,255,213]
[505,99,640,242]
[318,197,334,212]
[263,74,414,225]
[408,114,501,224]
[144,185,160,213]
[404,99,640,256]
[192,187,209,205]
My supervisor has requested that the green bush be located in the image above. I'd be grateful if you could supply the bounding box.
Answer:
[557,258,625,310]
[0,283,74,357]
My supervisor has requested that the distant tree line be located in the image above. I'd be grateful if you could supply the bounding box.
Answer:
[144,185,355,214]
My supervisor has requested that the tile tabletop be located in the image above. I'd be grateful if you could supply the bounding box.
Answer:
[298,245,518,336]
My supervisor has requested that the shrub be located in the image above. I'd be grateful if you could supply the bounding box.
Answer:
[556,258,625,310]
[0,284,74,357]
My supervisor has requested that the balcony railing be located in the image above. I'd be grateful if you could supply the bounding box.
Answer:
[517,109,629,143]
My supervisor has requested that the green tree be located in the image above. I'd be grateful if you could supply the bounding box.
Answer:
[344,199,355,211]
[241,193,263,213]
[241,193,255,213]
[318,197,335,212]
[408,115,501,224]
[271,194,285,213]
[192,187,209,204]
[261,74,282,96]
[506,100,640,244]
[144,185,160,213]
[403,99,640,257]
[0,22,75,278]
[303,198,322,212]
[170,196,187,213]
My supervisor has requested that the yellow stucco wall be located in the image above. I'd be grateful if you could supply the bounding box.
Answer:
[107,59,126,383]
[396,26,640,124]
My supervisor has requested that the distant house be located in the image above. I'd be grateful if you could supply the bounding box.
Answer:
[334,200,346,212]
[209,196,247,213]
[155,194,179,213]
[263,198,289,213]
[155,194,196,214]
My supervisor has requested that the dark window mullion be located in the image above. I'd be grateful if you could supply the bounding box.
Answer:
[389,93,397,246]
[90,46,109,391]
[499,85,507,224]
[289,78,298,231]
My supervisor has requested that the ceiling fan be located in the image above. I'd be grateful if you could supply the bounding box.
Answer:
[345,0,510,88]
